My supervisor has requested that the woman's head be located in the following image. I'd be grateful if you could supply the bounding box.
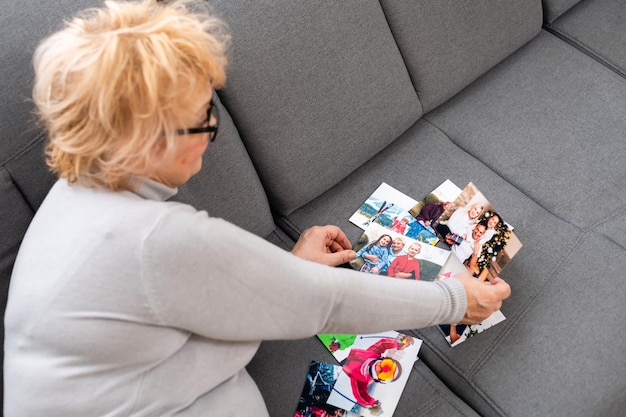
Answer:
[34,0,230,190]
[390,237,405,253]
[467,203,484,219]
[374,234,392,248]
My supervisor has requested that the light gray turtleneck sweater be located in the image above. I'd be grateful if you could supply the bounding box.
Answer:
[4,179,466,416]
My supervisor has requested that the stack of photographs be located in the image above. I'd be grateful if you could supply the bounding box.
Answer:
[293,180,522,417]
[347,180,522,347]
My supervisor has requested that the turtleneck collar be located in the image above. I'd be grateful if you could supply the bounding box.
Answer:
[130,177,178,201]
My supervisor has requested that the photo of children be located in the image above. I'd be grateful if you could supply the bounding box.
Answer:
[386,242,423,279]
[326,331,421,417]
[349,223,450,282]
[354,233,392,274]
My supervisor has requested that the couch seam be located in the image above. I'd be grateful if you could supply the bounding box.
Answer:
[414,363,479,417]
[376,0,425,110]
[2,132,49,211]
[273,214,303,241]
[1,132,47,167]
[414,331,509,417]
[268,227,295,250]
[543,24,626,80]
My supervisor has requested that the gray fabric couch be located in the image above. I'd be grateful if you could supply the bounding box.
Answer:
[2,0,625,416]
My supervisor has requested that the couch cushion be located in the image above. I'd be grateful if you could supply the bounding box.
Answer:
[425,30,626,229]
[379,0,543,112]
[545,0,626,78]
[279,117,610,416]
[417,229,626,417]
[283,118,580,321]
[211,0,421,215]
[0,168,34,309]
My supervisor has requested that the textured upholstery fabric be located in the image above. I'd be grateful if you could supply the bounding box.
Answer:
[0,0,101,159]
[417,231,626,417]
[4,136,57,211]
[546,0,626,78]
[379,0,543,112]
[425,31,626,229]
[0,167,35,409]
[211,0,422,215]
[542,0,583,23]
[280,113,623,417]
[173,96,276,238]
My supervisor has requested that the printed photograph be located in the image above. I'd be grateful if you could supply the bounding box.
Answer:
[404,179,464,245]
[326,331,421,417]
[439,310,507,347]
[293,361,357,417]
[317,334,358,363]
[432,182,523,282]
[349,182,418,232]
[349,223,450,282]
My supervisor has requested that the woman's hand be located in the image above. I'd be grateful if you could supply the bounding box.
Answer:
[454,272,511,324]
[291,225,357,267]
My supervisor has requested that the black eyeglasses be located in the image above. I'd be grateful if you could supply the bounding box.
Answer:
[175,99,219,142]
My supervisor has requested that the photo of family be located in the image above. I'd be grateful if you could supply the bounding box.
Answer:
[349,223,450,282]
[430,183,522,282]
[407,179,462,239]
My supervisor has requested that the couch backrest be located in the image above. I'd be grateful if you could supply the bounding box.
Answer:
[542,0,583,23]
[211,0,545,216]
[379,0,544,113]
[210,0,423,215]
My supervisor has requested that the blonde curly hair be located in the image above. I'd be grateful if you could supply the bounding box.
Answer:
[33,0,230,190]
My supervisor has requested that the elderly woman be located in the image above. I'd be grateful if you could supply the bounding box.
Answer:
[3,1,510,416]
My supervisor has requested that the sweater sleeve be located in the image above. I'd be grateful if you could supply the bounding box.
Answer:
[141,204,466,341]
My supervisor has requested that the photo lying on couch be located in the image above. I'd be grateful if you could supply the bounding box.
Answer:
[293,360,358,417]
[431,182,523,282]
[348,182,425,236]
[326,331,421,417]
